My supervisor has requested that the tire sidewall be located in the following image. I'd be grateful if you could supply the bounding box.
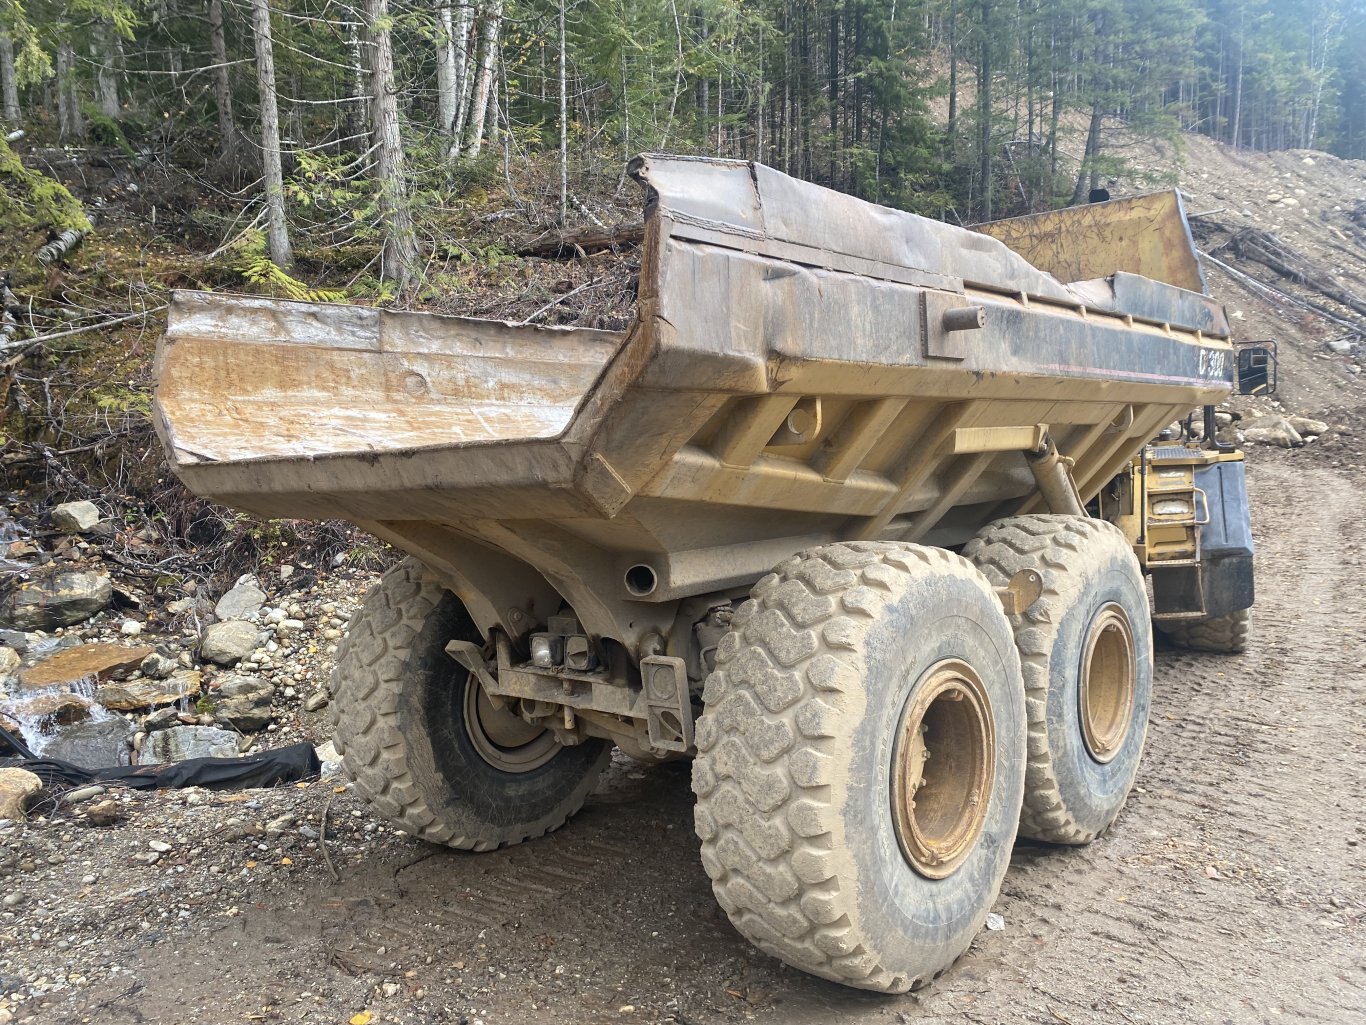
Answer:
[845,571,1026,977]
[1043,551,1153,835]
[408,593,609,830]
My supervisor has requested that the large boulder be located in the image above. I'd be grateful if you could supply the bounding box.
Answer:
[211,675,275,731]
[214,576,267,622]
[49,500,102,534]
[95,670,202,712]
[144,725,238,762]
[1241,415,1303,448]
[7,692,93,729]
[2,569,113,629]
[42,718,134,767]
[199,621,261,666]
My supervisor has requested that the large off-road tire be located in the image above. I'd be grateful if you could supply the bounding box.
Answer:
[963,515,1152,846]
[330,558,610,851]
[1157,608,1251,654]
[692,542,1026,993]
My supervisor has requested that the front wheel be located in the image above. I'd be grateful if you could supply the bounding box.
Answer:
[330,559,610,851]
[692,542,1026,993]
[1158,608,1251,654]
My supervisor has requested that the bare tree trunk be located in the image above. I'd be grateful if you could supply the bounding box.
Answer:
[1069,101,1103,206]
[208,0,236,154]
[449,1,474,155]
[365,0,418,289]
[436,2,458,136]
[978,0,992,220]
[947,0,958,147]
[463,0,503,159]
[0,25,19,124]
[250,0,292,268]
[57,43,83,140]
[96,24,120,118]
[558,0,567,224]
[1230,11,1244,148]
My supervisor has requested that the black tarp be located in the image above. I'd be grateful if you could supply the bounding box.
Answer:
[0,719,321,791]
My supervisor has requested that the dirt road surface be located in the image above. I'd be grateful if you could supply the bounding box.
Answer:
[4,448,1363,1025]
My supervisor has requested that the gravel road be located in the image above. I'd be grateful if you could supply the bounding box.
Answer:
[2,447,1362,1025]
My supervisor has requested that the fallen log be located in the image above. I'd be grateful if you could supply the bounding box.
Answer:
[516,222,644,258]
[36,228,87,267]
[1220,227,1366,320]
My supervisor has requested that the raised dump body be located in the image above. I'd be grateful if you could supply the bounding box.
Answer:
[155,157,1248,996]
[157,156,1232,654]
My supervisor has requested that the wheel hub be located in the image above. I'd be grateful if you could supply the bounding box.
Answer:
[891,660,996,880]
[462,677,558,773]
[1078,603,1137,764]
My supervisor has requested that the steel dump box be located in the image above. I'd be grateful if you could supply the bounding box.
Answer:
[155,156,1231,646]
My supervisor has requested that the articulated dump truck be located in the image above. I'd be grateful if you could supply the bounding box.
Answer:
[154,156,1266,993]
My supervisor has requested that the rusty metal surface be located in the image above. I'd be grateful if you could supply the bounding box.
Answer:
[154,156,1237,654]
[155,292,624,464]
[972,191,1209,294]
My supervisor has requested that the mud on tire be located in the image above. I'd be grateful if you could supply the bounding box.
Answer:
[1158,608,1251,654]
[964,515,1153,845]
[330,558,610,851]
[692,542,1026,993]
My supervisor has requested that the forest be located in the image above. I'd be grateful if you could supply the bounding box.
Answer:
[1,0,1364,295]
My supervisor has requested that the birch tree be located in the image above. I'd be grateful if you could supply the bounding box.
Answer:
[250,0,292,268]
[462,0,503,159]
[558,0,567,223]
[365,0,418,288]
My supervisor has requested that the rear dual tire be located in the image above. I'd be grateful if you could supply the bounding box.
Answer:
[330,559,610,851]
[964,515,1153,845]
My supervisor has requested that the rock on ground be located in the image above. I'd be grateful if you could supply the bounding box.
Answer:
[144,725,238,762]
[1242,414,1304,448]
[200,621,261,666]
[139,651,176,679]
[49,500,102,533]
[41,718,134,767]
[0,646,18,687]
[1287,415,1329,436]
[214,576,267,622]
[95,671,203,712]
[0,767,42,820]
[18,642,154,690]
[1,569,113,630]
[8,692,93,729]
[211,675,275,731]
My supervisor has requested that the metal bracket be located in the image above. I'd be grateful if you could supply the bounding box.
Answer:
[640,655,694,753]
[994,569,1044,617]
[445,639,501,696]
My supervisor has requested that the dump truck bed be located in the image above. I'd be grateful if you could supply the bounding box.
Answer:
[156,156,1231,627]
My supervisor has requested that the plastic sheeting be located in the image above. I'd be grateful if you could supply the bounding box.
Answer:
[0,720,321,791]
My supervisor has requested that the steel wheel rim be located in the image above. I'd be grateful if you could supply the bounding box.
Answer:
[891,660,996,880]
[1079,603,1137,764]
[462,676,558,773]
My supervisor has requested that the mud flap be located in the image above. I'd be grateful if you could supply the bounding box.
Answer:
[1151,461,1254,620]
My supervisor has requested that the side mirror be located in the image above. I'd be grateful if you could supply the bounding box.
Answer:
[1236,342,1277,396]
